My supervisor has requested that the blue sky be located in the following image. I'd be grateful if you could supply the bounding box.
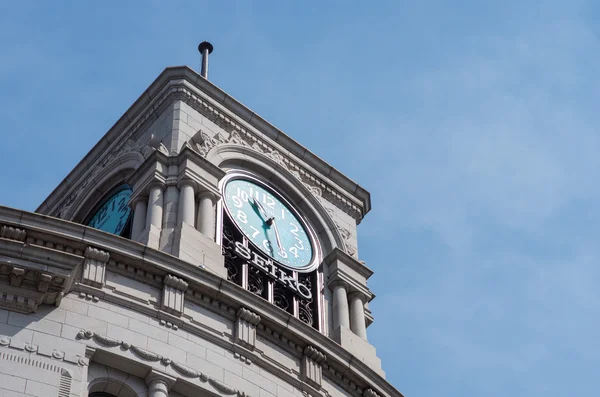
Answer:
[1,1,598,396]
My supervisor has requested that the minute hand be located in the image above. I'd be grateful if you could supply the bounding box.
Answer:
[270,218,285,254]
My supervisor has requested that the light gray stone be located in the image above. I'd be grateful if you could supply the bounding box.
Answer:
[24,380,58,397]
[88,305,130,328]
[128,318,167,343]
[7,312,62,337]
[242,367,277,395]
[168,331,206,359]
[206,349,243,376]
[224,371,260,397]
[0,373,26,392]
[65,311,107,335]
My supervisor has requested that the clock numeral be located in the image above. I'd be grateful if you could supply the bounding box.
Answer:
[281,208,285,219]
[266,196,275,209]
[279,249,288,259]
[236,210,248,224]
[294,236,304,250]
[237,187,249,203]
[289,246,299,258]
[232,196,243,208]
[290,223,299,236]
[263,239,273,253]
[249,226,260,238]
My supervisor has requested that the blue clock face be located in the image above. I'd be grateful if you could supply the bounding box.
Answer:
[224,178,315,270]
[87,186,133,236]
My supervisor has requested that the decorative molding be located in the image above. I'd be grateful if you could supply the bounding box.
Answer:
[0,336,88,367]
[145,369,177,392]
[325,208,356,258]
[59,369,72,397]
[302,346,327,388]
[323,367,363,397]
[193,128,361,221]
[232,351,252,365]
[164,274,189,291]
[0,262,71,314]
[82,246,110,288]
[159,318,179,330]
[162,274,188,316]
[363,389,380,397]
[0,225,26,241]
[48,83,364,222]
[77,329,256,397]
[78,291,100,302]
[235,308,261,350]
[9,267,25,287]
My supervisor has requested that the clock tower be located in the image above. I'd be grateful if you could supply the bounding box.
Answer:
[0,44,403,397]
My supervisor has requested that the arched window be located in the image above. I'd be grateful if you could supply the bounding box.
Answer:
[85,184,134,238]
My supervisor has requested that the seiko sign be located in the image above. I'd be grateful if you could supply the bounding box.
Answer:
[234,241,312,300]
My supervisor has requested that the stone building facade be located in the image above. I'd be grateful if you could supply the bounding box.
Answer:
[0,61,403,397]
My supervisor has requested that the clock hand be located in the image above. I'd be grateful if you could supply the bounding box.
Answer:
[251,197,269,221]
[269,217,286,255]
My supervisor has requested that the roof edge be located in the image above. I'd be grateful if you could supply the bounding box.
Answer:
[37,66,372,219]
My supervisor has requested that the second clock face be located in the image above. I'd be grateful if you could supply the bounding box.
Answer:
[87,186,132,236]
[223,177,314,270]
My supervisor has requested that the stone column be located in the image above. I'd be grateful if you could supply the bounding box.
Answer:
[146,183,164,229]
[349,291,368,340]
[145,369,175,397]
[130,197,147,240]
[331,281,350,330]
[197,192,215,240]
[177,181,196,226]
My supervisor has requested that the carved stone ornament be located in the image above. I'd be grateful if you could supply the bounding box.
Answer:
[0,225,26,241]
[48,83,364,222]
[9,267,25,287]
[325,207,357,258]
[302,345,327,388]
[363,389,381,397]
[0,335,88,367]
[161,274,188,316]
[51,133,162,219]
[76,329,255,397]
[235,308,261,350]
[82,247,110,288]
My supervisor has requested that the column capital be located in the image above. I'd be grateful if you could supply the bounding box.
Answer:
[146,181,166,194]
[325,247,374,302]
[348,290,369,303]
[130,195,148,207]
[145,369,176,390]
[197,190,216,200]
[328,278,349,290]
[176,178,197,190]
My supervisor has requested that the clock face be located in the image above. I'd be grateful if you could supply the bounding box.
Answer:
[87,186,133,236]
[223,176,315,271]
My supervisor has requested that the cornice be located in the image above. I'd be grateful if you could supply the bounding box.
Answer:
[37,66,370,224]
[0,206,402,397]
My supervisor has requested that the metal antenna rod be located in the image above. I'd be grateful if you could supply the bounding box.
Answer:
[198,41,214,79]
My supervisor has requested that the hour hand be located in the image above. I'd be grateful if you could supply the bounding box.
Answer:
[251,197,269,219]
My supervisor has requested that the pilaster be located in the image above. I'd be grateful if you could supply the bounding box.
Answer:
[82,246,110,288]
[235,308,261,350]
[302,345,327,388]
[161,274,188,316]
